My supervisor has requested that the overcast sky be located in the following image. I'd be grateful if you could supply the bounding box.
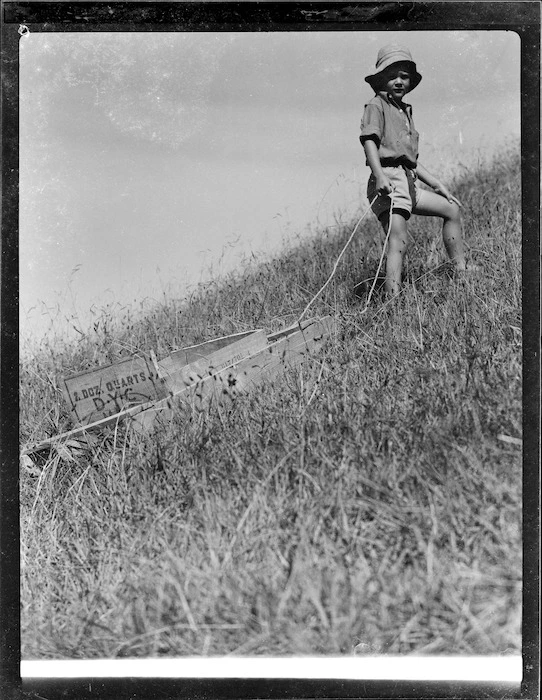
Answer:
[19,30,520,343]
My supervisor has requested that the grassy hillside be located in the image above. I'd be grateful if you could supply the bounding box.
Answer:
[20,144,521,658]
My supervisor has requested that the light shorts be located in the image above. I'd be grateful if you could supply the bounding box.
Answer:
[367,166,421,221]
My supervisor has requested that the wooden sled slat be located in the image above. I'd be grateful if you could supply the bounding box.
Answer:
[162,329,264,368]
[21,398,158,456]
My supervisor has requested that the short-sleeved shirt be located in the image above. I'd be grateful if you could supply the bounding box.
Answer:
[360,91,419,169]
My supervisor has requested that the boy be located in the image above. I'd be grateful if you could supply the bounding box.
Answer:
[359,44,468,297]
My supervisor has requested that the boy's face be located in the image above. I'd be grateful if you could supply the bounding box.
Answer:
[380,62,412,100]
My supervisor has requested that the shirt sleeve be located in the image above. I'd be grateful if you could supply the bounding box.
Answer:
[360,102,383,145]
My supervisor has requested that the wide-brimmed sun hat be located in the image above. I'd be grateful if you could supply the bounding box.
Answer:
[365,44,422,91]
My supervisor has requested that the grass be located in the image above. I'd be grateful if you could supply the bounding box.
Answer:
[20,143,522,658]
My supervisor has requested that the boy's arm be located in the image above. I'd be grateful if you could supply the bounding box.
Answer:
[416,162,463,207]
[362,137,393,195]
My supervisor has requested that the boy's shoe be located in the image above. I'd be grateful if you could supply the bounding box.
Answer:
[352,280,366,298]
[353,276,386,299]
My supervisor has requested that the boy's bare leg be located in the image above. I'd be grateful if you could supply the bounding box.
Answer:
[441,205,466,271]
[382,212,408,296]
[413,190,467,271]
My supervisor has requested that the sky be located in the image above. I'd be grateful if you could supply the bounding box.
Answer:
[19,30,520,344]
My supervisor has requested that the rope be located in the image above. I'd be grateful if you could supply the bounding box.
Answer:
[297,190,394,325]
[364,196,394,308]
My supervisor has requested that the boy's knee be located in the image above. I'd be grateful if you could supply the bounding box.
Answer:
[388,230,408,254]
[445,201,461,222]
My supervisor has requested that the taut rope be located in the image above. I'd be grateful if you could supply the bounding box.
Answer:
[297,191,394,325]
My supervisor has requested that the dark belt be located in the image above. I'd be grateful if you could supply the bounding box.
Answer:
[380,158,417,169]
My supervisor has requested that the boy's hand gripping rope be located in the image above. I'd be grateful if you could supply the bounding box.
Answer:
[297,190,394,325]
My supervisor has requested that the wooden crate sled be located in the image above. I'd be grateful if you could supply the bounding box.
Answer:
[22,317,334,457]
[61,329,266,426]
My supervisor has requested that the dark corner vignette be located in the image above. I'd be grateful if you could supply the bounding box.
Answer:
[1,1,540,699]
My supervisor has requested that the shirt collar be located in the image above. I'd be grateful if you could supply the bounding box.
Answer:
[377,90,412,115]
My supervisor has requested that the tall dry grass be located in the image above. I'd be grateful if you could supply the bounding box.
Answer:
[20,144,521,658]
